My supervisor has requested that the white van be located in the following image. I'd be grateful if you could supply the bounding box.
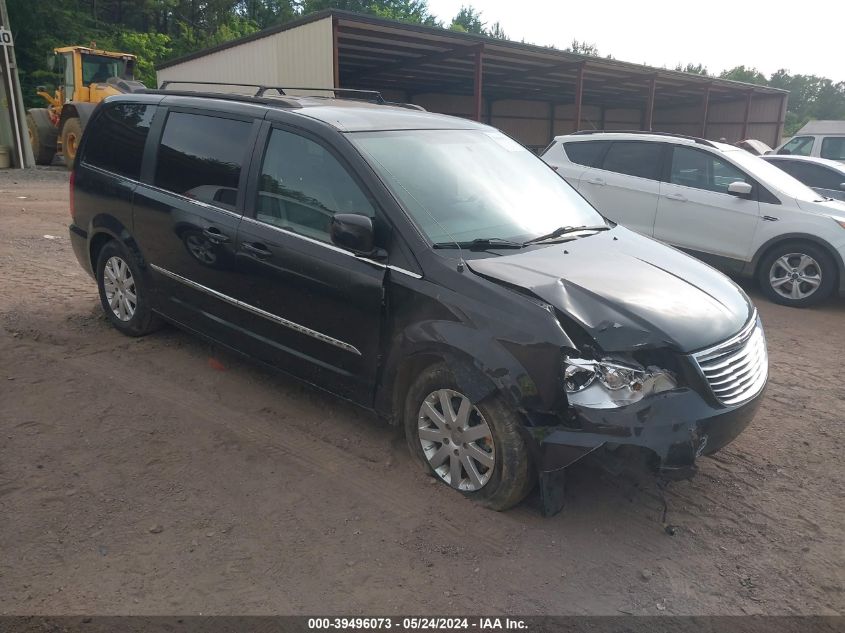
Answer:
[774,121,845,163]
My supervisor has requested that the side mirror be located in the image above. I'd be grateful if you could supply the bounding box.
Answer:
[727,181,753,197]
[331,213,376,255]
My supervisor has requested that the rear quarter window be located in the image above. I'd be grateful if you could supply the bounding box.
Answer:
[562,140,609,167]
[81,103,156,179]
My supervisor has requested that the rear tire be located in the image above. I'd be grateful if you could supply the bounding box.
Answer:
[757,241,836,307]
[61,117,83,170]
[404,363,534,511]
[26,111,57,165]
[95,240,162,336]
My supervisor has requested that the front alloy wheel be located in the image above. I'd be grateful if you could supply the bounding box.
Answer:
[404,363,534,511]
[418,389,495,491]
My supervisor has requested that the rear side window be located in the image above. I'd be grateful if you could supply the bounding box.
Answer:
[154,112,252,205]
[600,141,663,180]
[820,137,845,161]
[82,103,155,179]
[563,141,608,167]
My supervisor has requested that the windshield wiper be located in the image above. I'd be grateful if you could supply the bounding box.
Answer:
[522,224,609,246]
[433,237,524,250]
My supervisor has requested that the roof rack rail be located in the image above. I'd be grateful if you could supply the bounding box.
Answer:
[137,88,306,108]
[158,80,386,103]
[570,129,717,148]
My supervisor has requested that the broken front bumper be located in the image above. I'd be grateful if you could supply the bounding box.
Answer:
[528,385,765,478]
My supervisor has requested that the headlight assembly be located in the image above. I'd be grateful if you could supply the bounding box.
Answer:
[564,356,677,409]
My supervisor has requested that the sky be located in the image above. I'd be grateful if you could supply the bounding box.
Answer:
[427,0,845,83]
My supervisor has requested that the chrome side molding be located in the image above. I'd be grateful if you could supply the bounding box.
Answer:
[150,264,362,356]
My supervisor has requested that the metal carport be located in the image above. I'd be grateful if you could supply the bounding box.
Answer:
[157,10,788,151]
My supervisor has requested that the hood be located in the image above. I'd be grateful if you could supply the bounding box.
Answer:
[795,197,845,219]
[467,227,752,353]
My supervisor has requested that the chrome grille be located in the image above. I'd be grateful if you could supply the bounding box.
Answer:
[693,314,768,406]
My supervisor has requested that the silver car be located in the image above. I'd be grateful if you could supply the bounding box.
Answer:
[762,155,845,201]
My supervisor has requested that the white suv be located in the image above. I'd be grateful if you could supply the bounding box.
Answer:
[542,131,845,307]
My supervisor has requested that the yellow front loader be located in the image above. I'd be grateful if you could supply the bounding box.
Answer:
[26,46,145,169]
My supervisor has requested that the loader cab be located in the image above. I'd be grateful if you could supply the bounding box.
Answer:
[52,47,136,104]
[29,46,142,169]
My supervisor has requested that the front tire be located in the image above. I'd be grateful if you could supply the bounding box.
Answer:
[404,363,534,511]
[95,240,161,336]
[61,117,83,170]
[758,241,836,307]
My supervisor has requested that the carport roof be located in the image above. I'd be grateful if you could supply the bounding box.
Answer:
[157,10,787,109]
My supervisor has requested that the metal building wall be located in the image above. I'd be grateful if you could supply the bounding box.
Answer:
[156,17,334,94]
[375,89,785,150]
[653,93,785,147]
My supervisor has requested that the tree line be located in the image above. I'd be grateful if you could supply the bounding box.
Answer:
[676,63,845,136]
[8,0,843,136]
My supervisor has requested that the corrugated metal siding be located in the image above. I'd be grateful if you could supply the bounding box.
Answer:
[155,15,785,148]
[604,108,641,130]
[412,93,479,117]
[156,17,334,93]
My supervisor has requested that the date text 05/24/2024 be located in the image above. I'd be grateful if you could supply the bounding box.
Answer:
[307,617,528,630]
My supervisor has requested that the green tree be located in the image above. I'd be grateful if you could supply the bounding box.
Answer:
[719,65,767,85]
[450,5,484,34]
[487,21,507,40]
[300,0,440,25]
[235,1,297,29]
[566,39,600,56]
[675,62,709,76]
[767,69,845,134]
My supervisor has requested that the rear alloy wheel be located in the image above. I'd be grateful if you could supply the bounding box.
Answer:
[758,242,836,307]
[96,240,162,336]
[404,363,534,511]
[103,255,137,322]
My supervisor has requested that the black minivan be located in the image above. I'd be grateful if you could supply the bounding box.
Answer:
[68,89,768,513]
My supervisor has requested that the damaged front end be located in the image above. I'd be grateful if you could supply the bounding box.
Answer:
[463,229,769,516]
[528,316,768,516]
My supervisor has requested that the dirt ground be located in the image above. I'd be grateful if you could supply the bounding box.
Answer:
[0,167,843,616]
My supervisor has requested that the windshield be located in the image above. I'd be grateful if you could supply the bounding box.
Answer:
[725,148,824,201]
[349,129,605,244]
[81,54,130,84]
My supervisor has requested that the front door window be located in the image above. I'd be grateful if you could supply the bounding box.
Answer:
[670,146,748,194]
[256,128,376,243]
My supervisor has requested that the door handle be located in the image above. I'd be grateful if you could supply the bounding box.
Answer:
[664,192,688,202]
[242,242,273,259]
[585,177,605,186]
[203,227,231,244]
